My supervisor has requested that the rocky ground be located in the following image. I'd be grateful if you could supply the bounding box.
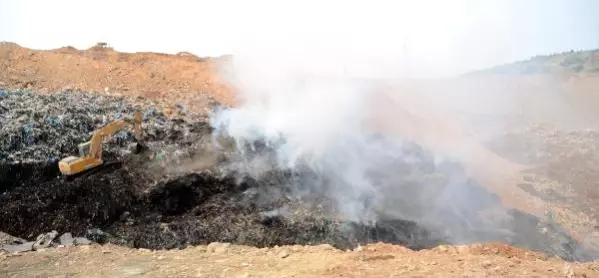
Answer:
[1,44,599,277]
[3,243,599,278]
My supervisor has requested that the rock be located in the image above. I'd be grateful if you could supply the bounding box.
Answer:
[278,250,290,258]
[73,237,92,245]
[207,242,230,254]
[59,233,74,246]
[0,231,26,245]
[1,242,34,253]
[32,230,58,251]
[482,260,492,268]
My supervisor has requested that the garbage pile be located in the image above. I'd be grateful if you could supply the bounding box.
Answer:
[0,89,134,163]
[0,88,210,192]
[0,88,597,262]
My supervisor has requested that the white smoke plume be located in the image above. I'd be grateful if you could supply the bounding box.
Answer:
[206,43,538,223]
[210,52,385,223]
[202,2,585,243]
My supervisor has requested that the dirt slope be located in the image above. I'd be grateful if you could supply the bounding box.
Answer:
[0,42,235,115]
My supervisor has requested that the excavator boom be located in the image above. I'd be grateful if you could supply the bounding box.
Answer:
[58,111,143,176]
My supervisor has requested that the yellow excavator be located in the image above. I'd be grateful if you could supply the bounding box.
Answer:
[58,111,144,176]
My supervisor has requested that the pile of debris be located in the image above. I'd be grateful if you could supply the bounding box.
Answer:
[0,88,597,262]
[1,230,93,254]
[0,89,135,163]
[0,88,211,192]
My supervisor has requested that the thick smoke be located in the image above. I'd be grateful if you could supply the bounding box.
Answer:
[202,37,599,264]
[202,21,590,249]
[209,54,386,223]
[206,50,521,233]
[208,48,524,213]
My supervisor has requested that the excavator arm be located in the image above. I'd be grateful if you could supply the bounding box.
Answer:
[58,111,144,176]
[87,119,126,160]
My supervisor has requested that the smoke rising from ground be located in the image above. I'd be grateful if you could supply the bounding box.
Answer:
[206,42,522,234]
[204,18,598,257]
[210,53,382,223]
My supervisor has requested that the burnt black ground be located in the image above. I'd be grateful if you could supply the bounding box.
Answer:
[0,89,598,262]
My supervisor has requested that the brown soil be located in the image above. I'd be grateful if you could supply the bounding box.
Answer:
[2,243,598,278]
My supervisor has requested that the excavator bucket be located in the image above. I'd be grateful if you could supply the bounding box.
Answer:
[130,111,147,154]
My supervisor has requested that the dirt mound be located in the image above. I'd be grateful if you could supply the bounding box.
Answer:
[0,44,234,116]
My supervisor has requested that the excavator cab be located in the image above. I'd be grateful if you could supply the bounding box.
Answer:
[78,141,91,157]
[58,111,144,176]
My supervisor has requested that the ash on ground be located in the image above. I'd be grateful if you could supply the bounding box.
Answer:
[0,89,597,262]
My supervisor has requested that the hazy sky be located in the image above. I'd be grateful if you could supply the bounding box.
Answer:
[1,0,598,76]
